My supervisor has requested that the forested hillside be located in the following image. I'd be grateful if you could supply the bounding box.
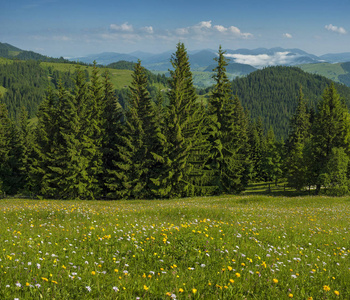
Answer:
[1,43,350,199]
[231,66,350,139]
[0,59,168,120]
[0,42,70,63]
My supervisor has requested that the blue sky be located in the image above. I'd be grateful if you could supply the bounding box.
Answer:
[1,0,350,57]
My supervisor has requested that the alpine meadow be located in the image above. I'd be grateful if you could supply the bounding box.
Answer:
[2,1,350,296]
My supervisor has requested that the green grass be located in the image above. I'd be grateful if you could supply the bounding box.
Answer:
[0,196,348,299]
[40,62,134,90]
[298,63,347,83]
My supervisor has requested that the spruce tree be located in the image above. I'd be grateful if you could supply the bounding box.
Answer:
[207,45,231,193]
[310,83,350,193]
[108,61,166,199]
[101,70,123,197]
[285,87,310,190]
[162,43,208,197]
[29,86,60,197]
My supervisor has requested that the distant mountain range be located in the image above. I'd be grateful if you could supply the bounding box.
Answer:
[2,41,350,87]
[73,47,346,70]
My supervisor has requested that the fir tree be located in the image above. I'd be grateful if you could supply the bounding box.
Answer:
[310,84,350,193]
[162,43,208,197]
[285,87,310,190]
[109,61,166,199]
[101,70,123,197]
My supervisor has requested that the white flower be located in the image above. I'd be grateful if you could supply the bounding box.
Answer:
[86,286,92,292]
[113,286,119,292]
[201,264,206,267]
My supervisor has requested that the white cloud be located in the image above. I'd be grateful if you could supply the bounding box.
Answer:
[325,24,347,34]
[213,24,252,38]
[214,25,227,33]
[142,26,153,34]
[196,21,212,29]
[283,33,293,39]
[225,52,295,68]
[175,27,189,35]
[110,22,134,32]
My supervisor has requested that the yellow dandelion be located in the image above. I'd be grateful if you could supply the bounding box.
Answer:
[235,273,241,277]
[227,266,233,271]
[192,288,197,294]
[91,271,96,275]
[144,285,149,291]
[288,293,293,298]
[229,279,234,283]
[334,290,340,296]
[179,288,184,293]
[273,278,278,284]
[323,285,330,292]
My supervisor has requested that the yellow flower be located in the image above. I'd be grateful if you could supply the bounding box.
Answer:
[229,279,234,283]
[91,271,96,275]
[166,292,172,297]
[26,282,30,286]
[323,285,331,292]
[227,266,233,271]
[273,278,278,284]
[235,273,241,277]
[288,293,293,298]
[179,288,184,293]
[334,290,340,296]
[307,297,313,300]
[144,285,149,291]
[192,288,197,294]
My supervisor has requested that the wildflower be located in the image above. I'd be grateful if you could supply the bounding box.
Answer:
[288,293,293,298]
[179,288,184,293]
[229,279,234,283]
[235,273,241,277]
[91,271,96,275]
[113,286,119,292]
[144,285,149,291]
[273,278,278,284]
[323,285,330,292]
[227,266,233,271]
[192,288,197,294]
[86,286,91,292]
[334,290,340,296]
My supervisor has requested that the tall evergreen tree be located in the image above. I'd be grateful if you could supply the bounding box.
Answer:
[310,83,350,193]
[108,61,166,199]
[29,86,60,197]
[101,70,123,197]
[162,43,208,197]
[285,87,311,190]
[17,106,34,193]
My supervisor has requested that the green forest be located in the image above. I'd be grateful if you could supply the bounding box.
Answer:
[1,43,350,199]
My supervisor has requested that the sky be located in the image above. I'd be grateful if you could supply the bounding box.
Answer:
[1,0,350,58]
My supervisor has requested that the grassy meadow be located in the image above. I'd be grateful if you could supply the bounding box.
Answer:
[0,196,349,299]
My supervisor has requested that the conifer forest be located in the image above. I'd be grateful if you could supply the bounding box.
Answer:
[1,43,350,199]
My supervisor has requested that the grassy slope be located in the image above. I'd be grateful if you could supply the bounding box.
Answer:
[0,196,348,299]
[298,62,346,83]
[40,62,134,90]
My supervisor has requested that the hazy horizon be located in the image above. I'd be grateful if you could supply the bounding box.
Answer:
[2,0,350,58]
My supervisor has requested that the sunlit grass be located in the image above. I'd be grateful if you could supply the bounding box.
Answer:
[0,196,349,299]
